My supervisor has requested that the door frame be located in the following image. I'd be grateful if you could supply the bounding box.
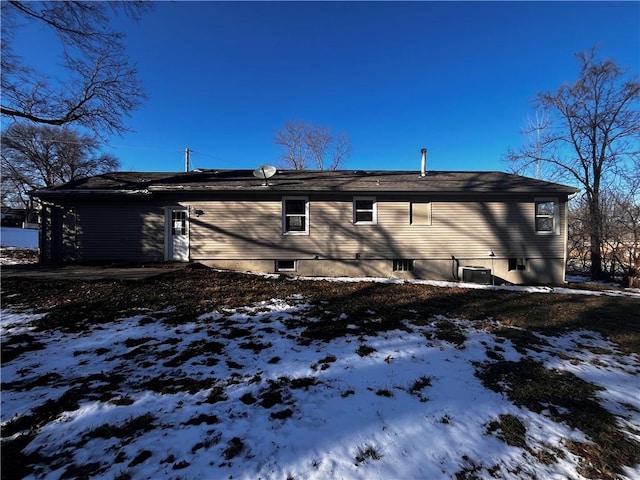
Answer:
[164,207,190,262]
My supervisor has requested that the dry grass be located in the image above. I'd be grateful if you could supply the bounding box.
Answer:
[477,359,640,479]
[2,268,638,352]
[2,268,639,479]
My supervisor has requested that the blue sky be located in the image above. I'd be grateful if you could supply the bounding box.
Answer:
[12,1,640,173]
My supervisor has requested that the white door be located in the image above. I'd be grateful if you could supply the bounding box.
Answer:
[165,208,189,261]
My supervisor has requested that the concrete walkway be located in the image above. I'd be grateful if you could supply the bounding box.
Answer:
[1,263,187,281]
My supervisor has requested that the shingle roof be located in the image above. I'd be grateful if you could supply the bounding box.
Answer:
[33,169,579,196]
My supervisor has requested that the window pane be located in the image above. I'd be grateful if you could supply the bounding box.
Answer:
[171,211,186,235]
[355,199,374,210]
[286,200,306,214]
[286,215,305,231]
[354,198,375,224]
[276,260,296,271]
[536,201,555,216]
[536,217,553,232]
[356,211,373,222]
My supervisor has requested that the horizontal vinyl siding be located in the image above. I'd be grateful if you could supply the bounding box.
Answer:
[423,200,566,258]
[75,204,164,261]
[189,200,283,258]
[188,196,567,261]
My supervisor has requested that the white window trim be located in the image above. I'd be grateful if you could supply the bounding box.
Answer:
[534,197,559,235]
[275,259,297,272]
[282,196,309,235]
[353,196,377,225]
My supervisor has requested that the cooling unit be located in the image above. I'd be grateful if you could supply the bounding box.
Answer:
[458,266,492,285]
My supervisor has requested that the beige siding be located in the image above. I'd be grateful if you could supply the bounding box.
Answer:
[188,196,567,263]
[41,192,568,283]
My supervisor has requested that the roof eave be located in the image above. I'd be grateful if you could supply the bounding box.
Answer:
[31,189,151,198]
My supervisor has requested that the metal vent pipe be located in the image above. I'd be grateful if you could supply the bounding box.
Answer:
[420,148,427,177]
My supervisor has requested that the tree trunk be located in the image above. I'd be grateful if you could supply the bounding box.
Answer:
[588,199,605,280]
[590,244,604,280]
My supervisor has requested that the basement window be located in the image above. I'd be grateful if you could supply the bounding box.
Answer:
[275,260,296,272]
[508,258,527,271]
[392,259,414,272]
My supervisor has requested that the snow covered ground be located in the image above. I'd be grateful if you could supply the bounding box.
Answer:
[2,293,639,480]
[285,274,640,298]
[1,227,38,249]
[1,227,39,265]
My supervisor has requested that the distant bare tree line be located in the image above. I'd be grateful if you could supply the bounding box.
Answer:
[273,120,352,170]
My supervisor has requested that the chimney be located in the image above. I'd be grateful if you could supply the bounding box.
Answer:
[420,148,427,177]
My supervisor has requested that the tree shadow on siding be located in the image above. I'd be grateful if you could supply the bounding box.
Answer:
[187,200,408,278]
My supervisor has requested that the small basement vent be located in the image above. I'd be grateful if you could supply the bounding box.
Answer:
[393,259,414,272]
[458,266,491,284]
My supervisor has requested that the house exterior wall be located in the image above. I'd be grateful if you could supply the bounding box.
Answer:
[74,202,165,261]
[187,193,569,284]
[200,257,566,284]
[38,192,569,284]
[39,200,166,263]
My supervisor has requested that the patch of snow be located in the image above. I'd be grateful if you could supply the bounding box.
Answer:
[288,274,640,298]
[1,227,38,249]
[2,297,639,480]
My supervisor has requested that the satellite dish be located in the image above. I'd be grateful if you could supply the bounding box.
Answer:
[253,165,277,185]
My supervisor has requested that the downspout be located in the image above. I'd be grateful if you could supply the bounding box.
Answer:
[451,255,460,280]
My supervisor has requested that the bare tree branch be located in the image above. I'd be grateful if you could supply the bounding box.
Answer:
[506,47,640,280]
[1,1,150,137]
[1,123,120,209]
[274,120,352,170]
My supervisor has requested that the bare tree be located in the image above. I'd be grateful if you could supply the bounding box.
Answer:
[274,120,352,170]
[507,48,640,280]
[1,123,120,210]
[521,110,553,180]
[605,179,640,287]
[1,1,149,137]
[566,196,590,273]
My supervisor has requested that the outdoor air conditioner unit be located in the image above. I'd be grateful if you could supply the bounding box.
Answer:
[458,266,492,285]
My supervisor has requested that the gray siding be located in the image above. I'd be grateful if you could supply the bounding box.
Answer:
[75,203,165,261]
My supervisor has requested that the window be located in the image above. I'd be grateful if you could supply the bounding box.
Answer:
[393,259,414,272]
[535,199,557,233]
[171,210,186,235]
[353,197,377,224]
[508,258,527,271]
[283,197,309,235]
[275,260,296,272]
[410,202,431,225]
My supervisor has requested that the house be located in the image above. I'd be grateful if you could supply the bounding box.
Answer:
[1,206,39,228]
[31,168,578,284]
[1,206,25,228]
